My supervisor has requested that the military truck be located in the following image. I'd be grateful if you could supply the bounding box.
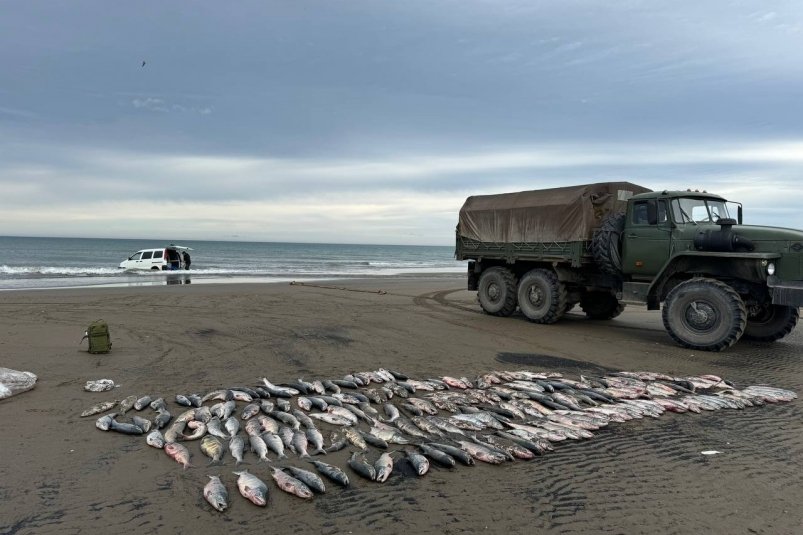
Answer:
[455,182,803,351]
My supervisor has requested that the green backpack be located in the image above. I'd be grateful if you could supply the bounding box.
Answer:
[83,320,112,354]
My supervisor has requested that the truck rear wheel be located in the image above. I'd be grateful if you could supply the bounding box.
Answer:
[743,304,799,342]
[580,292,625,320]
[477,267,518,316]
[517,269,567,324]
[662,278,747,351]
[592,212,625,275]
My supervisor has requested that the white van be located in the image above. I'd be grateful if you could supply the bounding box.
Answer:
[119,245,193,271]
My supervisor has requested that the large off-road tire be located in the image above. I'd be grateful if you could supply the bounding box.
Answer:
[592,212,626,275]
[743,304,799,342]
[580,292,626,320]
[517,269,567,324]
[477,267,518,316]
[662,278,747,351]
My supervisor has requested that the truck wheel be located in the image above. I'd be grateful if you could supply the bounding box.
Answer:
[662,278,747,351]
[592,212,625,275]
[517,269,567,324]
[580,292,625,320]
[477,267,518,316]
[743,305,799,342]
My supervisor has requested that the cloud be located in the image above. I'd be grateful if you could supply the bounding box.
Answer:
[1,138,802,244]
[131,97,213,115]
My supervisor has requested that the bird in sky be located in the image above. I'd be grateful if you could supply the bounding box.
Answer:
[141,60,146,67]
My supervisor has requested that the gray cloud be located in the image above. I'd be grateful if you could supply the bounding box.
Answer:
[0,1,801,243]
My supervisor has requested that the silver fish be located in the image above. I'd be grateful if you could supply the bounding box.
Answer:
[306,427,327,455]
[224,416,240,438]
[271,411,301,430]
[368,426,410,445]
[271,468,313,499]
[261,378,299,398]
[405,450,429,475]
[292,430,310,458]
[131,415,152,433]
[374,451,394,483]
[154,409,172,429]
[146,430,166,449]
[249,434,271,463]
[308,413,353,426]
[203,475,229,512]
[207,418,230,440]
[292,409,315,430]
[118,395,138,414]
[344,428,367,450]
[109,418,144,435]
[133,396,152,411]
[284,466,326,494]
[229,435,246,465]
[261,432,287,459]
[309,460,350,487]
[95,413,116,431]
[241,403,260,420]
[233,470,268,506]
[348,451,376,481]
[383,403,400,422]
[81,400,118,418]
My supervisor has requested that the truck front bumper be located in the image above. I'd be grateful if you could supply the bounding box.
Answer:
[767,276,803,307]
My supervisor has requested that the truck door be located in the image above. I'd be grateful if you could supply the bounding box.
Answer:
[621,199,672,279]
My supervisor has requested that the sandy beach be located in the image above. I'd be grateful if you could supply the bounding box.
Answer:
[0,276,801,535]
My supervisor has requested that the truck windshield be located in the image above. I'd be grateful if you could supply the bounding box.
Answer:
[671,198,730,224]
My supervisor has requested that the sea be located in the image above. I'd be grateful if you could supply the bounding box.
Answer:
[0,236,465,291]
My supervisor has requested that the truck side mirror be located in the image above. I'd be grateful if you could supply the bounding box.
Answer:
[647,200,658,225]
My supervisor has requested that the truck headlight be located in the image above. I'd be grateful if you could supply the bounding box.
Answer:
[767,262,776,275]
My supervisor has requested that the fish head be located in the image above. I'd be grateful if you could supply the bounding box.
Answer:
[246,490,266,506]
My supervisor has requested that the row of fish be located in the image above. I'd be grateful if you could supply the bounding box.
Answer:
[85,367,797,512]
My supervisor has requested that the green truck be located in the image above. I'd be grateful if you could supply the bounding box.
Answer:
[455,182,803,351]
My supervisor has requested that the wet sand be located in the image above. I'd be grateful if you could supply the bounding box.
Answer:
[0,276,801,535]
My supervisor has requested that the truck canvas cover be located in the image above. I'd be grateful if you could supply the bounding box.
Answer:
[458,182,652,243]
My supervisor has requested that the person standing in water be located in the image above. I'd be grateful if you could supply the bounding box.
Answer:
[182,250,191,270]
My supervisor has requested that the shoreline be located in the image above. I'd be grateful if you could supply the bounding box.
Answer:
[0,270,465,292]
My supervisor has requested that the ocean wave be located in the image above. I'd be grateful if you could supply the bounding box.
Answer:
[0,264,465,279]
[0,265,124,277]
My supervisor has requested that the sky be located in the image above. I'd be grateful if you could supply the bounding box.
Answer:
[1,1,802,246]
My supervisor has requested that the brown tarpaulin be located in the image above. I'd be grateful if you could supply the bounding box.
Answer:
[458,182,652,243]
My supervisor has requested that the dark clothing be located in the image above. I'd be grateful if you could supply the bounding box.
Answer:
[182,252,191,270]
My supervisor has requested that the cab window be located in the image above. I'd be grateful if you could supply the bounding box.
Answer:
[129,252,143,261]
[141,251,153,260]
[657,200,668,223]
[632,202,649,225]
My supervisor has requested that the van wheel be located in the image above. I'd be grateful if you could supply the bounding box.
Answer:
[662,278,747,351]
[517,269,567,324]
[151,267,160,270]
[477,267,518,316]
[743,304,798,342]
[580,292,625,320]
